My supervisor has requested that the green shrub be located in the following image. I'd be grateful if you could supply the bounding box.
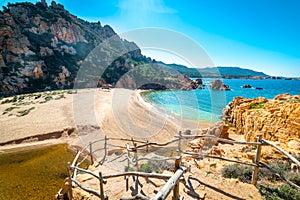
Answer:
[17,95,25,101]
[258,185,280,200]
[1,96,18,104]
[222,162,300,200]
[278,184,300,200]
[4,107,19,112]
[258,162,290,182]
[124,166,135,172]
[54,94,65,100]
[45,95,53,101]
[17,107,35,117]
[286,172,300,186]
[40,95,53,104]
[258,184,300,200]
[221,164,252,183]
[34,94,42,99]
[140,163,152,173]
[146,159,174,173]
[13,101,34,106]
[250,102,265,109]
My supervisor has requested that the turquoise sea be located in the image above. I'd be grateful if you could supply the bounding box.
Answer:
[144,79,300,122]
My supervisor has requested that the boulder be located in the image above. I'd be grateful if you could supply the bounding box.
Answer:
[210,79,231,90]
[195,78,203,85]
[242,84,252,88]
[192,78,204,89]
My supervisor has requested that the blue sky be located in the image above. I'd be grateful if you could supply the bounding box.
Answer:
[2,0,300,76]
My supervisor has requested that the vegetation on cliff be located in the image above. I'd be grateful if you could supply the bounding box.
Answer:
[0,1,200,96]
[157,62,270,78]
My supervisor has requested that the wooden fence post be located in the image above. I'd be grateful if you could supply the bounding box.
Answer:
[126,176,129,191]
[134,143,139,171]
[135,176,139,195]
[67,161,72,179]
[173,157,182,200]
[67,161,75,187]
[104,135,107,157]
[251,134,262,186]
[146,140,149,153]
[89,142,94,165]
[126,144,130,169]
[178,131,182,153]
[99,172,105,200]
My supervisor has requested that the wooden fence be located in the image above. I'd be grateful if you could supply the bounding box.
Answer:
[66,131,300,200]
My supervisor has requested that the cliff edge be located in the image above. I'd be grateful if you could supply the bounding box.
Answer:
[223,93,300,156]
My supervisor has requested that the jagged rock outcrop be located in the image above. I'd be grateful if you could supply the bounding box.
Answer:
[189,122,230,154]
[190,78,204,89]
[223,94,300,155]
[210,79,230,90]
[0,1,146,95]
[0,1,197,96]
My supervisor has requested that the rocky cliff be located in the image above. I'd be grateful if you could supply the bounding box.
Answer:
[223,94,300,155]
[0,1,196,96]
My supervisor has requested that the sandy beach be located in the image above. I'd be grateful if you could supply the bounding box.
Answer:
[0,88,211,152]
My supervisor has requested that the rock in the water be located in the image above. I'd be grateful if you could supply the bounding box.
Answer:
[255,87,263,90]
[210,79,230,90]
[242,84,252,88]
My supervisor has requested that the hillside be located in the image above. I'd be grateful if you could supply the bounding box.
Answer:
[210,66,268,77]
[0,1,197,96]
[158,62,269,78]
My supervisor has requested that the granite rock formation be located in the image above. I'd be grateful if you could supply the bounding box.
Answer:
[0,1,196,95]
[223,94,300,155]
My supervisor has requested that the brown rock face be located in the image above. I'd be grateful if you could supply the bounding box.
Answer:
[50,18,87,44]
[33,62,45,79]
[0,1,197,95]
[54,66,71,87]
[0,1,146,95]
[223,94,300,156]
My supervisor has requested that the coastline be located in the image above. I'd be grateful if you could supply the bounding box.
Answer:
[0,88,211,152]
[139,90,214,131]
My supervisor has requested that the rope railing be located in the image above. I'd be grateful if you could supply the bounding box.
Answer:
[67,131,300,199]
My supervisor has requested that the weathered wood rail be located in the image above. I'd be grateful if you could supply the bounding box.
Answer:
[65,131,300,199]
